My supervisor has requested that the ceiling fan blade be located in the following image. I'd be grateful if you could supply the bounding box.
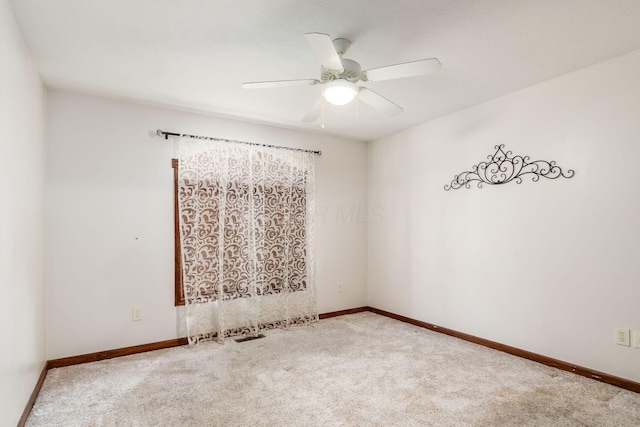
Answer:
[364,58,441,82]
[302,97,323,122]
[242,79,319,89]
[358,87,403,116]
[304,33,344,72]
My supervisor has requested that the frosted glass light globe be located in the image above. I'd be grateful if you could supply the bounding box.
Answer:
[322,80,357,106]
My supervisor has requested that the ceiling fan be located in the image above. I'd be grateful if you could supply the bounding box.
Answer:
[242,33,441,122]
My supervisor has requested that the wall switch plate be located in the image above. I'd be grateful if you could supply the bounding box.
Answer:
[634,331,640,349]
[132,308,142,321]
[615,328,630,346]
[337,282,344,293]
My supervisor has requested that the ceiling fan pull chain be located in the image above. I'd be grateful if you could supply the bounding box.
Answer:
[321,97,325,129]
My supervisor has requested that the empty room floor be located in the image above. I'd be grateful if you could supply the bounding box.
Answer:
[27,313,640,426]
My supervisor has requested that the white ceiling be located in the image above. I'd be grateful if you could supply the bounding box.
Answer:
[10,0,640,141]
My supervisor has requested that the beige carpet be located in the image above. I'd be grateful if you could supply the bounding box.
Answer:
[27,312,640,426]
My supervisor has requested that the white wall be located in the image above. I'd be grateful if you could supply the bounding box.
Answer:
[0,1,46,425]
[45,90,367,359]
[368,49,640,382]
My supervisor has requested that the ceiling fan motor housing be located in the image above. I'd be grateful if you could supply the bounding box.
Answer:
[321,58,362,83]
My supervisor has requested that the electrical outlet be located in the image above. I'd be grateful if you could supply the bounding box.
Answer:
[337,282,344,293]
[615,328,630,346]
[634,331,640,349]
[132,308,142,321]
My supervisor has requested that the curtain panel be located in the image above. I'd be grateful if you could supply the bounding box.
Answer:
[177,137,318,344]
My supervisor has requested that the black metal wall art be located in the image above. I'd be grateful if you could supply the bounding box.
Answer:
[444,144,574,191]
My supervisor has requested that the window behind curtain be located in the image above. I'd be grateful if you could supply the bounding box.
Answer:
[172,158,308,306]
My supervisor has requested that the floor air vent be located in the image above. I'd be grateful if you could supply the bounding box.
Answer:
[234,334,266,343]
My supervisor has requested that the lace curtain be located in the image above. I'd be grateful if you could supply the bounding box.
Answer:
[177,137,318,344]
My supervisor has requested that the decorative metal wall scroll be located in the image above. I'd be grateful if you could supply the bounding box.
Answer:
[444,144,574,191]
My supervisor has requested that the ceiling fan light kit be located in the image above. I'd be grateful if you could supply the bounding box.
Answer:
[322,79,357,105]
[242,32,441,123]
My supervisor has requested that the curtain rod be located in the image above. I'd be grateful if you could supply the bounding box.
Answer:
[156,129,322,156]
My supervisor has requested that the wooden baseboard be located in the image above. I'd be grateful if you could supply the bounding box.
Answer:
[47,307,364,369]
[17,362,48,427]
[319,306,369,319]
[47,337,189,369]
[368,306,640,394]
